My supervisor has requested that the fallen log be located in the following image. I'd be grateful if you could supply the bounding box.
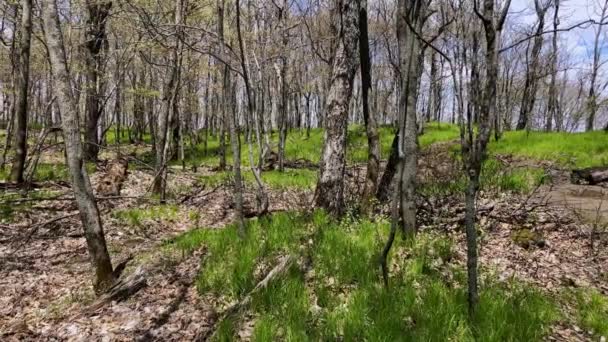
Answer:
[571,167,608,185]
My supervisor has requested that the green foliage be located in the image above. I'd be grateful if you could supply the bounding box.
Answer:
[420,157,548,197]
[105,127,153,145]
[167,211,558,341]
[168,212,307,298]
[198,168,317,191]
[420,122,461,147]
[491,130,608,168]
[177,123,459,170]
[113,205,179,227]
[481,159,548,194]
[0,163,96,182]
[572,289,608,337]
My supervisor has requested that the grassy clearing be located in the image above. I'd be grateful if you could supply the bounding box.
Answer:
[491,130,608,168]
[175,123,460,169]
[420,122,461,147]
[167,211,559,341]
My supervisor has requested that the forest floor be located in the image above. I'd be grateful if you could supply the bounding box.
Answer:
[1,125,607,341]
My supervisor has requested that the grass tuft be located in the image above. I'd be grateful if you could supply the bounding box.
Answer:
[166,211,559,341]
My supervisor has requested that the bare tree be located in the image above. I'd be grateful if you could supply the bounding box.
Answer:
[41,0,115,293]
[516,0,550,131]
[586,0,608,131]
[9,0,33,183]
[462,0,511,314]
[314,0,360,216]
[83,0,112,161]
[359,0,381,212]
[546,0,560,131]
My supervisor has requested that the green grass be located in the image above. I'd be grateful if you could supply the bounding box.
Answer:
[105,127,153,145]
[571,289,608,337]
[420,157,549,197]
[198,168,317,191]
[491,130,608,168]
[113,204,180,228]
[420,122,461,147]
[167,211,559,341]
[175,123,460,170]
[0,162,96,182]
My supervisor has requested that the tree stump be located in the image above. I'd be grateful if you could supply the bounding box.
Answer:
[96,158,129,195]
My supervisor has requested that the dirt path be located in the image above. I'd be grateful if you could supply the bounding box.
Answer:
[539,183,608,224]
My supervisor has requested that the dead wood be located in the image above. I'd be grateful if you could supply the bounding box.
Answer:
[262,150,317,170]
[571,167,608,185]
[96,157,129,195]
[81,265,147,315]
[198,254,294,341]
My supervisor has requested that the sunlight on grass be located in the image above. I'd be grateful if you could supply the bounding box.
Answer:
[492,130,608,168]
[113,204,180,227]
[420,122,461,147]
[198,168,317,191]
[571,289,608,337]
[166,211,559,341]
[176,123,459,170]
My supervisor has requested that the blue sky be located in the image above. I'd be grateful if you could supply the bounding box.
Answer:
[508,0,607,65]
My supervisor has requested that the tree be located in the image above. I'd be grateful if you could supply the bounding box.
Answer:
[152,0,186,201]
[41,0,115,293]
[379,0,427,287]
[516,0,550,131]
[314,0,360,216]
[9,0,33,183]
[586,0,608,131]
[83,0,112,161]
[359,0,381,212]
[463,0,511,314]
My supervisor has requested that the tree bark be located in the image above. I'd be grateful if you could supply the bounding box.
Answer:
[396,0,426,236]
[359,0,380,212]
[586,0,608,131]
[9,0,33,183]
[516,0,549,131]
[42,0,115,294]
[314,0,360,217]
[462,0,511,315]
[546,0,560,132]
[83,0,112,161]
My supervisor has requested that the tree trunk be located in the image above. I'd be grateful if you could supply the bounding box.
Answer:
[516,0,548,131]
[546,0,559,132]
[586,0,608,131]
[9,0,33,183]
[461,0,511,314]
[376,132,398,202]
[396,0,426,236]
[314,0,360,217]
[83,0,112,161]
[359,0,380,213]
[42,0,115,294]
[153,0,185,200]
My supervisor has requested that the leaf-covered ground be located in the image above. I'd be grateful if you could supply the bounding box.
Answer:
[1,127,607,341]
